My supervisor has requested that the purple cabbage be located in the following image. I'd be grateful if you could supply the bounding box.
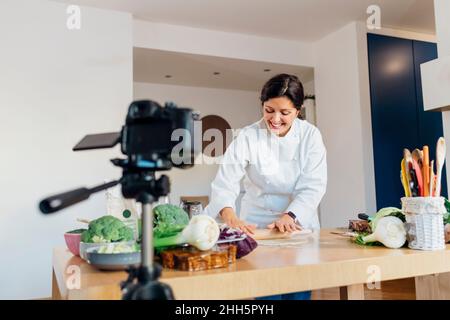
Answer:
[219,226,258,259]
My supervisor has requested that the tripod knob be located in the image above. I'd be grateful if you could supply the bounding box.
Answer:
[156,175,170,196]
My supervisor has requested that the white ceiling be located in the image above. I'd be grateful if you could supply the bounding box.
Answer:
[53,0,435,91]
[134,48,314,91]
[54,0,435,41]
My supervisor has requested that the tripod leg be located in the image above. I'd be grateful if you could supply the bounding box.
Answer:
[141,203,154,272]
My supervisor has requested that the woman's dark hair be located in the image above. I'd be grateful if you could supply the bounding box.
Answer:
[260,74,304,118]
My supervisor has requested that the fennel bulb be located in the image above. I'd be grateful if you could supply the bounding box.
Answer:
[154,214,220,251]
[362,216,406,249]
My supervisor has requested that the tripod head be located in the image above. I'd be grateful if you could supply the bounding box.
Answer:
[39,100,200,300]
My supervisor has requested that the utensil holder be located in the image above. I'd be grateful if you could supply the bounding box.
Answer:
[401,197,446,251]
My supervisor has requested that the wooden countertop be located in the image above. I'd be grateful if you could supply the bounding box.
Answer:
[52,229,450,300]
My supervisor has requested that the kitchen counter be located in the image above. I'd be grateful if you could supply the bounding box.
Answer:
[52,229,450,300]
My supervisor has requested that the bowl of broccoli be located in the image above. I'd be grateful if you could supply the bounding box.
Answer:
[79,215,135,260]
[85,246,141,271]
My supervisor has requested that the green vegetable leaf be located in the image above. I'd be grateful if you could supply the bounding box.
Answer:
[369,207,405,231]
[353,232,383,247]
[82,215,134,243]
[66,228,87,234]
[81,230,92,242]
[444,199,450,225]
[445,198,450,213]
[153,204,189,239]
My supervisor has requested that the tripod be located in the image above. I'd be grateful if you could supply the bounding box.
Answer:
[121,197,174,300]
[120,171,175,300]
[40,164,175,300]
[38,99,201,300]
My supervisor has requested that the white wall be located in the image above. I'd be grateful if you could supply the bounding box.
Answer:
[133,82,261,209]
[434,0,450,198]
[303,80,317,126]
[303,80,315,96]
[0,0,132,299]
[133,20,314,67]
[313,22,376,228]
[434,0,450,56]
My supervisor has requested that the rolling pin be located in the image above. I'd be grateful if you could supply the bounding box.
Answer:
[422,146,430,197]
[252,228,312,240]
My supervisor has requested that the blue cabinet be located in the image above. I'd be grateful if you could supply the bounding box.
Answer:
[368,34,447,210]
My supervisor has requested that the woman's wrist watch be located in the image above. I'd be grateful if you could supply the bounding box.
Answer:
[286,211,297,222]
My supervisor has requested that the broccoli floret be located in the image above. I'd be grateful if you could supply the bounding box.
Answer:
[92,235,108,243]
[118,225,134,241]
[81,229,92,242]
[152,204,190,238]
[81,215,134,243]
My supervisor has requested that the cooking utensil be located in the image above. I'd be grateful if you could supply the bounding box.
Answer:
[430,160,435,197]
[412,149,424,196]
[358,213,370,221]
[401,159,411,197]
[404,149,417,197]
[412,159,424,196]
[409,168,419,197]
[404,149,414,195]
[216,235,247,244]
[412,149,423,166]
[252,228,312,240]
[436,137,446,197]
[256,238,309,247]
[330,231,358,238]
[404,149,413,165]
[422,146,430,196]
[403,150,412,197]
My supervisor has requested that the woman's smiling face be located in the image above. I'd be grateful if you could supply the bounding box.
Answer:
[263,96,300,137]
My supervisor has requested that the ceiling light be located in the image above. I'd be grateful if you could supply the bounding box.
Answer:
[264,69,271,72]
[213,72,220,75]
[165,75,172,78]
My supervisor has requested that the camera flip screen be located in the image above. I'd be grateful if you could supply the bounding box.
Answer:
[73,132,121,151]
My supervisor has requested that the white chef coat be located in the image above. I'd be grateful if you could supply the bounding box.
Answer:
[203,118,327,230]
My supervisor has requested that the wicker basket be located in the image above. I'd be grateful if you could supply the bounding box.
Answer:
[401,197,446,251]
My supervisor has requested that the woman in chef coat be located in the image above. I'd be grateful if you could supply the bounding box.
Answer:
[203,74,327,300]
[204,73,327,233]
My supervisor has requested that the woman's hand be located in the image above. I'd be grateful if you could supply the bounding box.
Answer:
[267,213,302,233]
[220,207,256,235]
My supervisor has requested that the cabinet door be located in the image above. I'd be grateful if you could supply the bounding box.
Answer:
[368,34,419,209]
[413,40,448,197]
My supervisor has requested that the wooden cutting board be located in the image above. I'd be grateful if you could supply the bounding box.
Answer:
[160,245,237,271]
[252,228,312,240]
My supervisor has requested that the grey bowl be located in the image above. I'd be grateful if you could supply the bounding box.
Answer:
[85,250,141,271]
